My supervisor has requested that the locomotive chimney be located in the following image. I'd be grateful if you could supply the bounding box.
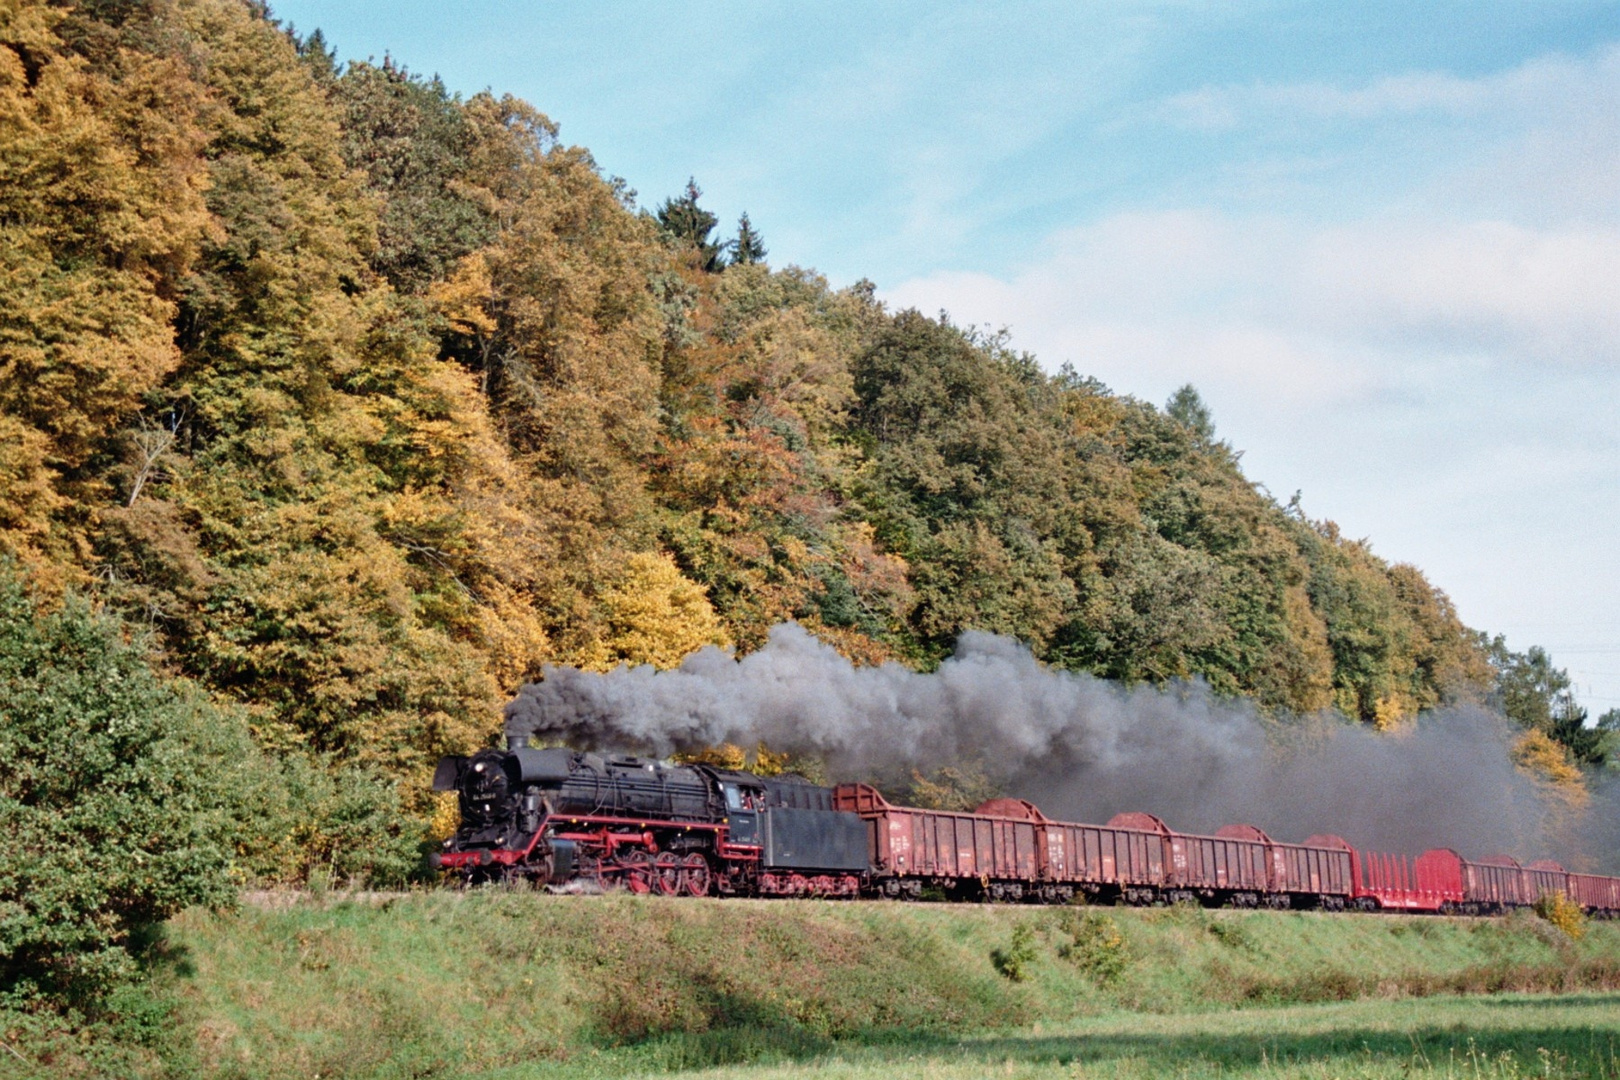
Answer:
[507,733,529,751]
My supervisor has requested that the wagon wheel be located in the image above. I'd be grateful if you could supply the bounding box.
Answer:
[681,853,712,897]
[653,852,683,896]
[619,850,653,894]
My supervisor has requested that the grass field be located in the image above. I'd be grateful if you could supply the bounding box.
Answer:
[8,891,1620,1078]
[509,993,1620,1080]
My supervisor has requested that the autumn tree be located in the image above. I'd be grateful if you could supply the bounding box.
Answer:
[94,0,509,785]
[577,551,730,670]
[0,0,210,588]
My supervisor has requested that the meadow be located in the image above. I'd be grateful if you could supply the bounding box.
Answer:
[11,890,1619,1079]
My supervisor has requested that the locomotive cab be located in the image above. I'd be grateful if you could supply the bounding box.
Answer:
[720,781,760,845]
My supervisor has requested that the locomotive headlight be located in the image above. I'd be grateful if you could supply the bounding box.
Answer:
[474,762,485,773]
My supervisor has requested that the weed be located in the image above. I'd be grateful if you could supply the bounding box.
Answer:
[1205,918,1254,951]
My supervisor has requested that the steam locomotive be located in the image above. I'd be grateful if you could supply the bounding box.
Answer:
[429,735,868,897]
[429,734,1620,915]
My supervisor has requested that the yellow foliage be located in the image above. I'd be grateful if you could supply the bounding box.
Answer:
[429,252,498,339]
[0,0,211,580]
[1512,729,1585,788]
[578,551,730,670]
[428,791,461,844]
[1372,695,1408,732]
[1511,730,1588,808]
[675,743,748,770]
[672,741,808,780]
[1533,890,1587,940]
[751,744,793,777]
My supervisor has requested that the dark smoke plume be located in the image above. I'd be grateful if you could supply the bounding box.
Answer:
[505,623,1614,868]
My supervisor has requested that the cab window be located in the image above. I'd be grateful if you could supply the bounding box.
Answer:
[723,783,742,811]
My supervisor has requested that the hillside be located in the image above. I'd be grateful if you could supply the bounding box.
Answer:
[3,0,1593,778]
[12,892,1620,1078]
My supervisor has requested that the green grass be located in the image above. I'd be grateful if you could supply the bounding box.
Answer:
[8,892,1620,1078]
[534,994,1620,1080]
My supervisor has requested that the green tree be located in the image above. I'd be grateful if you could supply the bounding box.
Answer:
[1597,709,1620,769]
[1165,383,1215,441]
[333,57,494,294]
[1489,641,1603,764]
[0,567,237,1006]
[732,211,767,265]
[657,177,726,271]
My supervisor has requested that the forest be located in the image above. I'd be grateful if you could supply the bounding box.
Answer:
[2,0,1617,1016]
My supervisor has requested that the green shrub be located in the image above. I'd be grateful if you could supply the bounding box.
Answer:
[0,569,240,1008]
[1057,910,1130,985]
[991,923,1039,982]
[1206,918,1255,951]
[230,750,428,889]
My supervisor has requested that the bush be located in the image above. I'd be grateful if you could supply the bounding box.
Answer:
[991,923,1038,982]
[0,570,240,1007]
[1058,910,1130,985]
[1533,892,1587,940]
[230,750,428,889]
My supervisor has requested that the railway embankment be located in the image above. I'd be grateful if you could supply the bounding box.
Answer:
[13,891,1620,1078]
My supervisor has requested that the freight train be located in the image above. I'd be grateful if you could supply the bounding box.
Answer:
[428,735,1620,916]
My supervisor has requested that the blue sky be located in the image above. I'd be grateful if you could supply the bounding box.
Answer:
[273,1,1620,715]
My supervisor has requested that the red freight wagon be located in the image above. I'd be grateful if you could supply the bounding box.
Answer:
[1307,837,1464,912]
[1525,860,1569,903]
[1570,872,1620,914]
[1464,855,1529,910]
[1040,813,1168,902]
[833,783,1040,899]
[1239,828,1355,907]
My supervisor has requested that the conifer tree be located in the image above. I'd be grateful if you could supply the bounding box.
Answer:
[657,177,726,271]
[732,211,767,265]
[1166,384,1215,441]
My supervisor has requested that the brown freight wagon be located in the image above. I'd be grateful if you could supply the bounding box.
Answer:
[1570,872,1620,914]
[1037,810,1169,904]
[1463,854,1530,910]
[1524,860,1569,903]
[1215,825,1354,909]
[833,783,1041,900]
[1121,815,1271,905]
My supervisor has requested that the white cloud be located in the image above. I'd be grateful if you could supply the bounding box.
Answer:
[1154,43,1620,131]
[888,210,1620,405]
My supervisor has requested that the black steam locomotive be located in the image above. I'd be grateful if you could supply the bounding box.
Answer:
[429,734,869,897]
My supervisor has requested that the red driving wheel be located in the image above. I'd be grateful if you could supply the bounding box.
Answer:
[681,853,712,897]
[653,852,682,896]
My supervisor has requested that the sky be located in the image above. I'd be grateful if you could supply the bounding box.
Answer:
[272,1,1620,716]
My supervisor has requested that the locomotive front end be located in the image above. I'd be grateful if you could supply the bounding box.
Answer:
[428,734,572,881]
